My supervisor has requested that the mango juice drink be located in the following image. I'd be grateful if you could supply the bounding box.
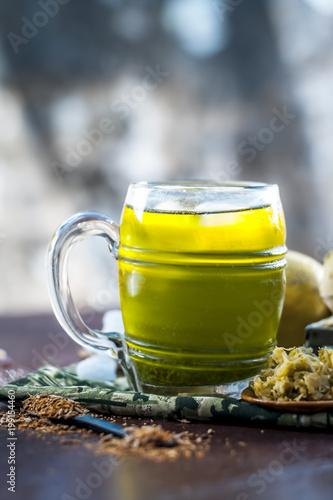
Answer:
[118,202,286,390]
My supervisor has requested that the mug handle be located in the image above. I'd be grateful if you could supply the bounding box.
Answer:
[47,212,137,388]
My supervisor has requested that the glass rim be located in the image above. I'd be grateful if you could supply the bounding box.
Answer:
[129,180,277,191]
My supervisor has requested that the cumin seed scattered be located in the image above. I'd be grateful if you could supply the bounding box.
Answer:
[0,396,213,462]
[93,425,212,462]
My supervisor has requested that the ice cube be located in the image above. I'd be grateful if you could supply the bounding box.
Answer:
[76,354,117,383]
[102,309,125,333]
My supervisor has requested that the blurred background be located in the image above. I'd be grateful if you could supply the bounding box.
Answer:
[1,0,333,315]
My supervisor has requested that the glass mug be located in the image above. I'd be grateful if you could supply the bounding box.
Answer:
[48,181,287,396]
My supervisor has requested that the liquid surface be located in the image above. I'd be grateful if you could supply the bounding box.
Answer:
[120,204,285,255]
[118,205,286,389]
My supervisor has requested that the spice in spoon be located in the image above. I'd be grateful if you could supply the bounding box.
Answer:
[22,394,88,419]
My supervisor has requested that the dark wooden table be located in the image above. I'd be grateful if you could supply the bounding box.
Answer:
[1,315,333,500]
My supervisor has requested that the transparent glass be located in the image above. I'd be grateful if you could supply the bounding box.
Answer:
[47,181,287,396]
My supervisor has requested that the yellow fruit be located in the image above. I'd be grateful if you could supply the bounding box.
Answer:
[277,250,330,347]
[320,250,333,313]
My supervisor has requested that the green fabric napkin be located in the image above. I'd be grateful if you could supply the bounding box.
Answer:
[0,365,332,430]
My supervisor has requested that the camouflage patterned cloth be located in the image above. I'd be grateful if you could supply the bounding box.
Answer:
[0,365,332,430]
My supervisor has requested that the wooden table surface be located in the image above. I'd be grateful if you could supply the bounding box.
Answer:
[1,314,333,500]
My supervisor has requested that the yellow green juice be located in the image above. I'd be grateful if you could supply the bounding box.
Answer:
[118,203,286,392]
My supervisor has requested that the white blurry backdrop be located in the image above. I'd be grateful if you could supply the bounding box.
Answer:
[0,0,333,314]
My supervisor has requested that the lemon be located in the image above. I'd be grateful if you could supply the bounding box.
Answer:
[320,250,333,313]
[277,250,330,347]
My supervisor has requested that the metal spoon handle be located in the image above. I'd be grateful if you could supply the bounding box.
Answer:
[23,407,127,437]
[70,414,127,437]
